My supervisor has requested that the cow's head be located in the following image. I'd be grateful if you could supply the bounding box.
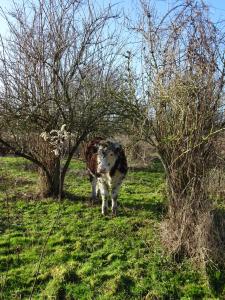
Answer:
[96,140,121,174]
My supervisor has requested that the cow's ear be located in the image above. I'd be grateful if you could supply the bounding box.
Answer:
[93,145,99,153]
[114,145,122,154]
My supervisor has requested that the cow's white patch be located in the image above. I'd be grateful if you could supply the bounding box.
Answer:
[97,146,118,174]
[98,179,109,215]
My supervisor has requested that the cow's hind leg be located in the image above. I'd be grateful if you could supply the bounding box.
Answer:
[99,180,109,215]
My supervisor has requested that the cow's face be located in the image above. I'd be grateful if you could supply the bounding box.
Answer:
[97,143,120,174]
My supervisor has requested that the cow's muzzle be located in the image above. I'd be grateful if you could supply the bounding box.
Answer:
[97,168,107,175]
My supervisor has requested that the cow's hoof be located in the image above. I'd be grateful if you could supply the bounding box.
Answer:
[90,197,100,205]
[112,208,117,217]
[102,207,108,216]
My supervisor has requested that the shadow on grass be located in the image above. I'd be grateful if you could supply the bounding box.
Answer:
[63,191,89,203]
[115,275,135,296]
[208,265,225,297]
[0,175,14,191]
[207,208,225,297]
[64,191,167,220]
[2,192,39,202]
[120,201,167,220]
[0,216,9,233]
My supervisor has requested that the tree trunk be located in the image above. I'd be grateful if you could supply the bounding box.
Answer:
[36,138,81,199]
[38,158,63,199]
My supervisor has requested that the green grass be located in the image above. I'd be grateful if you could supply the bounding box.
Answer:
[0,157,222,299]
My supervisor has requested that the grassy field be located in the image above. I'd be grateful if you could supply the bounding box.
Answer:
[0,157,223,299]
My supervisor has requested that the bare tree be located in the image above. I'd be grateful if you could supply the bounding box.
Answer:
[128,0,225,264]
[0,0,126,197]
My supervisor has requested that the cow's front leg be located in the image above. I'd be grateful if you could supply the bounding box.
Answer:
[90,175,99,203]
[99,180,109,215]
[111,180,122,216]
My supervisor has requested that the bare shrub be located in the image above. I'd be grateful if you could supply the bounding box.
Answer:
[208,135,225,200]
[127,0,225,265]
[208,168,225,200]
[0,0,126,197]
[155,73,220,264]
[115,135,157,167]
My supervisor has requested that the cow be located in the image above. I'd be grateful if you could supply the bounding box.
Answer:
[85,137,128,216]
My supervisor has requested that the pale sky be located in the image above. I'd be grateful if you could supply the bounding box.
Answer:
[0,0,224,36]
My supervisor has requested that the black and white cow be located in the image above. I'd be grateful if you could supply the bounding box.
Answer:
[85,137,128,216]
